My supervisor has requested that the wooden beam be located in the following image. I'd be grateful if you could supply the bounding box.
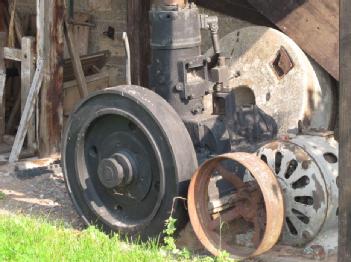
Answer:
[194,0,272,26]
[0,1,7,32]
[37,0,64,157]
[8,0,24,47]
[0,32,6,142]
[248,0,339,80]
[21,37,36,152]
[338,0,351,260]
[3,47,22,61]
[63,21,88,98]
[127,0,151,87]
[8,59,44,163]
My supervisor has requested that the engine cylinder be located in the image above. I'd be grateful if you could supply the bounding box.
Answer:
[149,3,205,118]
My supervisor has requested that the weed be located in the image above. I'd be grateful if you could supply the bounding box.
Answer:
[163,216,178,253]
[0,191,5,200]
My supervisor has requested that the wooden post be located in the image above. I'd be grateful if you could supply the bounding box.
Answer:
[21,37,36,152]
[339,0,351,260]
[37,0,64,157]
[127,0,151,87]
[0,32,6,142]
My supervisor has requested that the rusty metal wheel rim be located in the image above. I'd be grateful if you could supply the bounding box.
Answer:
[188,152,285,259]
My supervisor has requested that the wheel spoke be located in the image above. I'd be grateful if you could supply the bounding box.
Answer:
[209,206,242,230]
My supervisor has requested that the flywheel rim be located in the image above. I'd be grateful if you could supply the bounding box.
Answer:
[62,85,198,238]
[188,152,284,259]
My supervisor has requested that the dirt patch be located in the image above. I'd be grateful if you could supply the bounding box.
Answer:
[0,168,83,229]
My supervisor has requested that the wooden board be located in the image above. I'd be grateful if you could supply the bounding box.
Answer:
[194,0,272,26]
[9,59,44,163]
[0,1,7,32]
[63,13,91,59]
[339,0,351,260]
[64,21,88,98]
[63,50,110,82]
[247,0,339,80]
[127,0,151,86]
[0,32,6,142]
[63,72,109,118]
[21,37,36,152]
[88,0,111,11]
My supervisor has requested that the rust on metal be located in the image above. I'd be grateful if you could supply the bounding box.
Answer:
[188,152,284,259]
[272,46,294,79]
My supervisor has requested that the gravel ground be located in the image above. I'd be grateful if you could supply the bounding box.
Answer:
[0,166,83,228]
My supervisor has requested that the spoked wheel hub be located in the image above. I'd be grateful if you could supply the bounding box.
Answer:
[257,135,338,247]
[63,85,198,238]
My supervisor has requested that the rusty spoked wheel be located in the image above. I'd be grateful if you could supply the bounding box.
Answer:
[188,152,284,259]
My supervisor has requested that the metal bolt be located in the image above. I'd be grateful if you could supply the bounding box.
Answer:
[175,83,183,91]
[302,230,312,240]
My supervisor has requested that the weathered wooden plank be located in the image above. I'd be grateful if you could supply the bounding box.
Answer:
[338,0,351,260]
[8,0,24,47]
[88,0,111,11]
[63,50,110,82]
[63,72,109,118]
[37,0,64,157]
[64,21,88,98]
[0,32,6,142]
[3,47,21,61]
[9,59,44,163]
[127,0,150,86]
[21,37,36,152]
[248,0,339,80]
[0,1,7,32]
[63,12,91,59]
[194,0,271,26]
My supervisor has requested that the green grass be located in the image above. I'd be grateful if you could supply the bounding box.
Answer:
[0,214,233,262]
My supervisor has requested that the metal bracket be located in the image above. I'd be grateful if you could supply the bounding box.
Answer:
[177,55,211,100]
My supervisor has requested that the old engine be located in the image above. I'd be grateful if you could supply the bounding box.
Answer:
[62,0,338,259]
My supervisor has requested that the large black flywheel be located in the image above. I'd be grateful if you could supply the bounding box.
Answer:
[62,85,198,239]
